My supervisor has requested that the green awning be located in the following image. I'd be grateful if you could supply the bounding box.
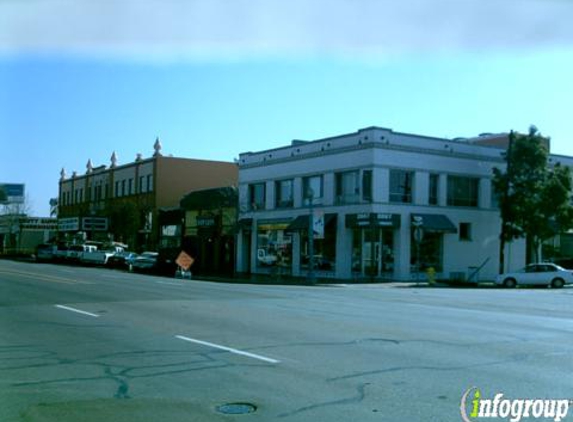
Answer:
[286,213,337,232]
[411,213,457,233]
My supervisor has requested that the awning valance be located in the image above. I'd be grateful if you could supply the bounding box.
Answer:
[286,213,337,232]
[411,213,457,233]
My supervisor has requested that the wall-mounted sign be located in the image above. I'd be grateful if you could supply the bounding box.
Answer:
[82,217,108,231]
[196,216,217,228]
[58,217,80,232]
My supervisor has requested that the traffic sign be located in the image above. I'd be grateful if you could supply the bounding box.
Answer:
[176,251,195,271]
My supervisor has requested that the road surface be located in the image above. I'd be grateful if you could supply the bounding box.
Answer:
[2,259,573,421]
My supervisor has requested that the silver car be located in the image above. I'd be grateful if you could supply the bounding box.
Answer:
[495,263,573,288]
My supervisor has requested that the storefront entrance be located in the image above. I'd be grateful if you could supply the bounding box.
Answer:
[352,227,395,277]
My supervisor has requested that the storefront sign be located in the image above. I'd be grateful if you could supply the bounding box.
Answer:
[58,217,80,232]
[82,217,108,231]
[346,213,401,228]
[196,216,217,228]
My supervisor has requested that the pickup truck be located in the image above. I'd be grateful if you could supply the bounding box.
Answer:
[80,246,124,266]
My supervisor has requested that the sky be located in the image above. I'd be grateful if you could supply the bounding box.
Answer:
[1,0,573,216]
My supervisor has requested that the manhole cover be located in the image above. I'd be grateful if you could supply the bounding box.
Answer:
[216,403,257,415]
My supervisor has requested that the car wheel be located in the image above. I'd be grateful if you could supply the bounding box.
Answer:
[503,278,517,288]
[551,278,565,289]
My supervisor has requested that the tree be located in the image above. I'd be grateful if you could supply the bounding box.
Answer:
[493,127,573,269]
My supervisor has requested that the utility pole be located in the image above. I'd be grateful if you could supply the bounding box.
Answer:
[306,187,315,285]
[499,131,515,275]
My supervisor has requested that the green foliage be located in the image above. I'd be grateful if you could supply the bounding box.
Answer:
[493,127,573,261]
[105,201,142,245]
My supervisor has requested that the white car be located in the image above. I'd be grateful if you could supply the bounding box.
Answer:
[130,251,159,272]
[495,263,573,288]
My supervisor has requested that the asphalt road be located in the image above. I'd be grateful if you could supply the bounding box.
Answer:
[2,259,573,422]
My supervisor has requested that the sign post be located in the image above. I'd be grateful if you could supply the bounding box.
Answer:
[175,251,194,279]
[412,216,424,284]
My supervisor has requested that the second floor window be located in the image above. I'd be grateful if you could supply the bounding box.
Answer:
[362,170,373,202]
[447,175,479,207]
[429,173,439,205]
[147,175,153,192]
[249,183,266,210]
[275,179,294,208]
[390,170,414,203]
[335,171,360,204]
[302,175,323,202]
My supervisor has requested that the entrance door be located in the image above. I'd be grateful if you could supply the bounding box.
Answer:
[353,228,394,278]
[362,228,381,276]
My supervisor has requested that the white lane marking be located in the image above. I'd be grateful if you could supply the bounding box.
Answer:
[175,335,280,364]
[156,281,184,286]
[55,304,100,318]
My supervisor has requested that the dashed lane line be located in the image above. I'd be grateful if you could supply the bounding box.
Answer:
[175,335,280,364]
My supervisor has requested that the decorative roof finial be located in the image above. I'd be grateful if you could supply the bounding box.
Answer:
[135,153,143,162]
[153,137,163,157]
[110,151,118,168]
[60,167,67,181]
[86,159,93,174]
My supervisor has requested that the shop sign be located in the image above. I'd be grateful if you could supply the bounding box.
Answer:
[196,216,217,228]
[82,217,108,231]
[58,217,80,232]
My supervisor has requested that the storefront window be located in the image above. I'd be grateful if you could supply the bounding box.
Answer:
[411,231,443,272]
[257,221,292,270]
[301,215,336,271]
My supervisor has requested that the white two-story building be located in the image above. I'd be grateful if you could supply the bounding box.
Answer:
[236,126,530,282]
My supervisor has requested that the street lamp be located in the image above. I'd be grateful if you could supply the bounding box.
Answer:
[306,187,315,285]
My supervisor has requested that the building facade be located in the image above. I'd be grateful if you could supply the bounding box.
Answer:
[236,126,530,282]
[58,139,238,251]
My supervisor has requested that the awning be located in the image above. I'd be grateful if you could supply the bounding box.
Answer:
[286,213,337,232]
[411,213,457,233]
[345,213,401,229]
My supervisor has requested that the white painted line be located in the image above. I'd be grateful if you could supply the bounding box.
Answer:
[156,281,184,286]
[175,335,280,364]
[55,304,100,318]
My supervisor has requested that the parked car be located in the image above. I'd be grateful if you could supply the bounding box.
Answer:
[81,245,124,266]
[107,251,138,269]
[53,244,70,262]
[130,251,159,272]
[495,263,573,288]
[35,243,56,262]
[68,244,97,263]
[552,258,573,270]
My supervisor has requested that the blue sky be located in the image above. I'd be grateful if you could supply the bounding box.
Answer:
[1,0,573,216]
